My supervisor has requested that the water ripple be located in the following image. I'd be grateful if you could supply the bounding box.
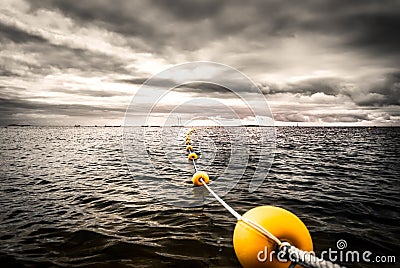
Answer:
[0,126,399,267]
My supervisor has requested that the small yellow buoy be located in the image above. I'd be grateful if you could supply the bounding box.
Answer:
[233,206,313,268]
[192,171,210,186]
[188,152,198,160]
[186,145,193,151]
[185,140,192,145]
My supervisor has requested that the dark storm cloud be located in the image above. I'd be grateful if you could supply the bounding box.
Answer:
[235,0,400,57]
[274,112,371,123]
[0,85,25,91]
[151,0,224,20]
[33,44,130,74]
[273,113,307,123]
[117,77,177,88]
[259,77,343,96]
[0,69,21,77]
[150,73,400,109]
[0,84,128,125]
[2,0,400,125]
[154,0,400,58]
[340,13,400,56]
[356,72,400,106]
[53,88,132,98]
[164,82,261,100]
[28,0,157,38]
[0,9,143,79]
[149,102,254,119]
[0,86,27,100]
[319,113,371,123]
[116,78,247,98]
[287,78,342,96]
[297,1,400,57]
[0,97,125,118]
[177,82,235,96]
[261,72,400,108]
[0,29,130,77]
[0,22,46,43]
[24,0,400,59]
[117,78,149,85]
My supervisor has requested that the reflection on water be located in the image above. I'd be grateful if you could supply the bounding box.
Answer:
[0,126,399,267]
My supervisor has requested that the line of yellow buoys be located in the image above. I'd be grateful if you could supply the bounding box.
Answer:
[183,128,342,268]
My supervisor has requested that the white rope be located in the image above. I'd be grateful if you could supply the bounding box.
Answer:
[282,244,346,268]
[199,177,282,245]
[199,178,242,220]
[191,156,198,172]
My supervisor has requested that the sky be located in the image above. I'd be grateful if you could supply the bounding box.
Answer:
[0,0,399,126]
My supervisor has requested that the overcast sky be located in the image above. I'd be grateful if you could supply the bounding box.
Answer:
[1,0,399,126]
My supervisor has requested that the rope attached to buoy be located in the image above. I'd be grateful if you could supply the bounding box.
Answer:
[280,243,344,268]
[183,128,344,268]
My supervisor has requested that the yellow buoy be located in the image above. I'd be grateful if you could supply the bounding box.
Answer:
[188,152,198,160]
[186,145,193,151]
[185,140,192,145]
[233,206,313,268]
[186,135,191,140]
[192,171,210,186]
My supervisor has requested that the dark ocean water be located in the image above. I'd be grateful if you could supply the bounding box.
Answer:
[0,126,399,268]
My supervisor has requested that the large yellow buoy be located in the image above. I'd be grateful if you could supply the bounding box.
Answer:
[192,171,210,186]
[188,152,198,160]
[233,206,313,268]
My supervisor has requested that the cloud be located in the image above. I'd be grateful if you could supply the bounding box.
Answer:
[0,0,399,126]
[259,77,344,96]
[21,0,400,61]
[365,72,400,106]
[0,19,136,78]
[0,21,46,43]
[274,111,372,124]
[173,82,241,99]
[27,0,162,50]
[116,77,178,89]
[307,5,400,57]
[0,96,126,125]
[0,69,21,77]
[151,0,225,21]
[262,73,400,108]
[52,88,132,98]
